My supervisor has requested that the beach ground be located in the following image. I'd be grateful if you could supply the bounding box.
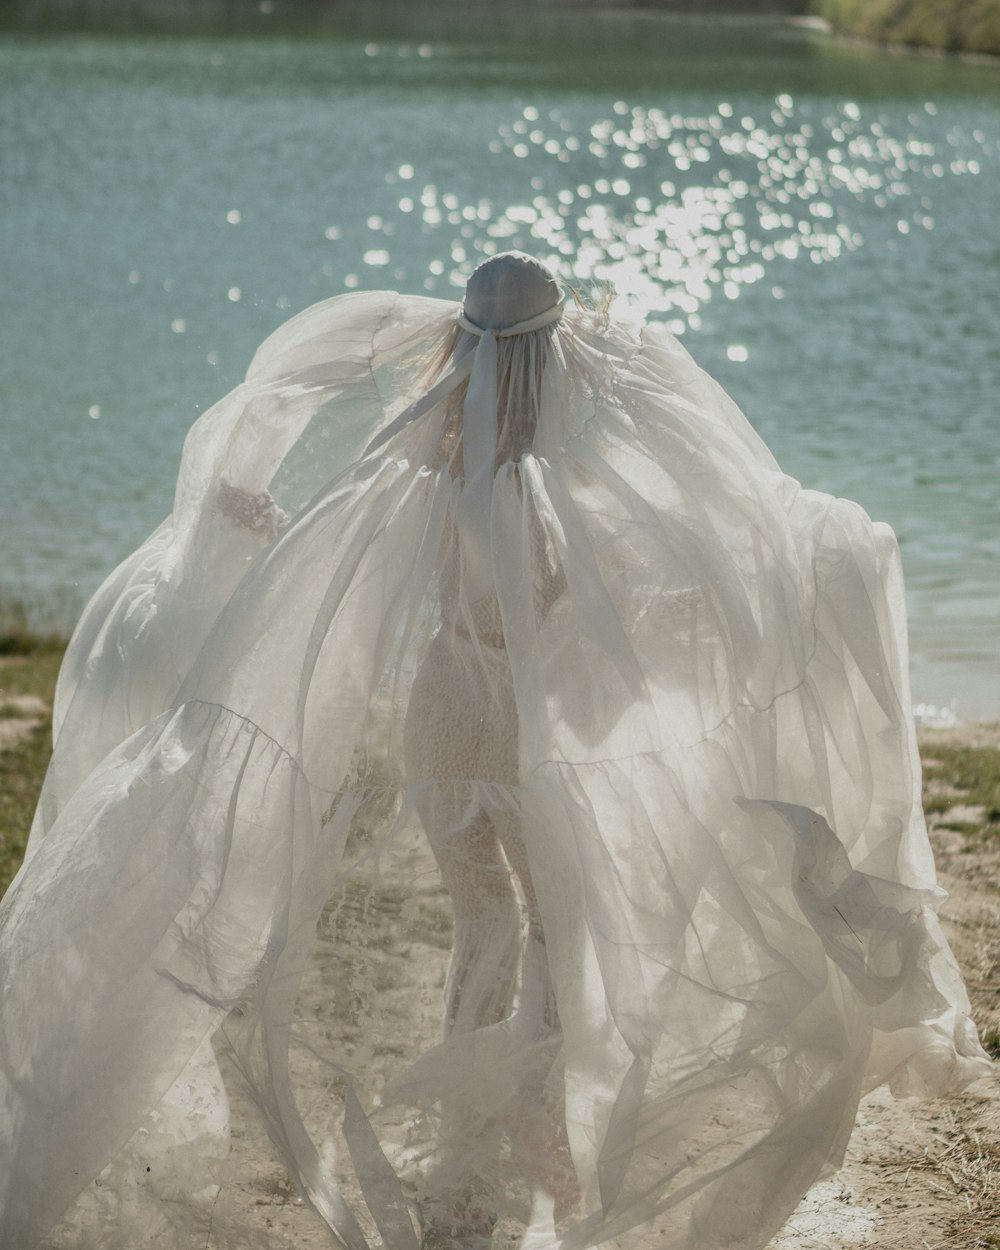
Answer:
[2,655,997,1249]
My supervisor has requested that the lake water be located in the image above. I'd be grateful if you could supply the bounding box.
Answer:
[1,11,998,720]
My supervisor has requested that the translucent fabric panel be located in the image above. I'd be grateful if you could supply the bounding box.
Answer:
[1,294,988,1250]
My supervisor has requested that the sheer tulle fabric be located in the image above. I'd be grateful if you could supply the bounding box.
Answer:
[0,293,988,1250]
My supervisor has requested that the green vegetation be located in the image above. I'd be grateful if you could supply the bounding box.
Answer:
[814,0,1000,56]
[0,638,60,895]
[0,720,51,892]
[922,742,1000,838]
[0,625,65,657]
[0,651,62,702]
[0,589,78,658]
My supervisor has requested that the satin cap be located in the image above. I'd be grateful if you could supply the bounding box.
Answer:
[462,251,562,333]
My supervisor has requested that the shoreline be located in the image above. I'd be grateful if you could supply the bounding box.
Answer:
[918,719,1000,748]
[821,22,1000,68]
[3,3,998,47]
[916,710,1000,734]
[4,1,1000,62]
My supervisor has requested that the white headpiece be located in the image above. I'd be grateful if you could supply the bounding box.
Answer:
[364,253,564,494]
[452,255,563,590]
[459,250,563,334]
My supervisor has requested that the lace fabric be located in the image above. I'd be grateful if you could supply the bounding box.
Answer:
[0,289,989,1250]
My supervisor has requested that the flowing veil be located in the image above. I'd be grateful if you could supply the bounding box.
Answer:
[0,269,989,1250]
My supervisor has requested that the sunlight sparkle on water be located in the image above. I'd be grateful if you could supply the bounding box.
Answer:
[346,95,988,326]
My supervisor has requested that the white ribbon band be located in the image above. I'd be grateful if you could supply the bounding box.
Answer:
[456,298,565,340]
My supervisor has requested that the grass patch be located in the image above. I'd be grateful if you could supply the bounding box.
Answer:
[933,747,1000,810]
[924,793,955,815]
[980,1027,1000,1061]
[922,743,1000,839]
[0,647,63,896]
[0,651,62,704]
[938,820,986,836]
[0,629,66,657]
[0,701,38,719]
[0,719,53,895]
[0,588,78,656]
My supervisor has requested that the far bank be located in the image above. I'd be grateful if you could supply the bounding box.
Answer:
[814,0,1000,57]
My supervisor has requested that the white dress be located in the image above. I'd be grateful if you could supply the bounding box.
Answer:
[0,291,989,1250]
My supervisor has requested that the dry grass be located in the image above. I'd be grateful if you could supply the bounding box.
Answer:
[914,725,1000,1250]
[888,1116,1000,1249]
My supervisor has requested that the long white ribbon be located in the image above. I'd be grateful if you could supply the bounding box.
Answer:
[363,297,564,598]
[455,326,501,597]
[361,353,476,459]
[455,300,564,599]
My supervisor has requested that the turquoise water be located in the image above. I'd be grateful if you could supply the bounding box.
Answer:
[1,13,998,719]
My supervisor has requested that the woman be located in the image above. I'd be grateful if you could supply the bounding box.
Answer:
[0,252,988,1250]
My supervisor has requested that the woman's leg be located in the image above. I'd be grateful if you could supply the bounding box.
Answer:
[421,798,521,1038]
[413,787,520,1246]
[490,811,578,1219]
